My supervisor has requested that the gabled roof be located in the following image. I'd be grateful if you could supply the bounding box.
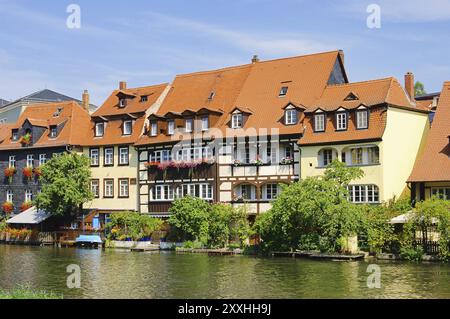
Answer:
[0,101,91,150]
[299,77,427,146]
[136,50,342,145]
[3,89,81,106]
[408,81,450,182]
[92,83,169,117]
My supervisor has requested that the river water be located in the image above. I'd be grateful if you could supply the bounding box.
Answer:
[0,245,449,299]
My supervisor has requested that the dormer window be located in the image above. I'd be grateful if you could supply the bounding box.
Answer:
[49,125,57,138]
[336,112,347,131]
[279,86,289,97]
[356,109,368,129]
[123,120,133,135]
[231,113,243,129]
[201,116,209,131]
[140,95,148,102]
[167,120,175,135]
[185,118,193,133]
[12,129,19,141]
[95,122,104,137]
[150,122,158,136]
[119,99,126,108]
[285,109,297,125]
[314,113,325,132]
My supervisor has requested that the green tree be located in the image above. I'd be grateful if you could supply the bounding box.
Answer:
[168,196,210,243]
[414,81,426,96]
[35,153,93,217]
[107,212,163,241]
[254,161,365,252]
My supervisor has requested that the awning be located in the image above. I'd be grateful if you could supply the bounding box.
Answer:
[6,206,51,225]
[389,211,439,224]
[75,235,103,244]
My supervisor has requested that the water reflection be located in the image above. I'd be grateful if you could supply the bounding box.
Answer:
[0,245,449,299]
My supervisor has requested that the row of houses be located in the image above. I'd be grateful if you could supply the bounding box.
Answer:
[0,50,448,229]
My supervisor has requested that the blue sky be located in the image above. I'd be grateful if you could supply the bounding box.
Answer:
[0,0,449,105]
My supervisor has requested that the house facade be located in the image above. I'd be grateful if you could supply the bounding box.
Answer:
[82,81,169,221]
[408,81,450,202]
[299,77,430,203]
[0,100,91,215]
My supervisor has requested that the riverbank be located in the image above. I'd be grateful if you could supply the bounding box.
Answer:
[0,285,62,299]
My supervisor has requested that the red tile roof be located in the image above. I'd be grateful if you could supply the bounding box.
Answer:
[0,101,91,150]
[408,81,450,182]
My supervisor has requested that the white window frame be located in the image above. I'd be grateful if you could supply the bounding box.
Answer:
[279,86,288,97]
[231,113,243,129]
[90,149,99,166]
[119,147,129,165]
[119,179,129,198]
[356,110,368,129]
[167,120,175,135]
[104,148,114,166]
[185,118,193,133]
[150,122,158,136]
[25,189,33,202]
[95,122,105,137]
[49,126,57,138]
[104,179,114,198]
[349,185,379,203]
[123,120,133,135]
[91,180,100,198]
[6,190,13,202]
[264,184,279,200]
[119,99,126,108]
[26,154,34,168]
[431,188,450,200]
[314,113,325,132]
[8,156,16,168]
[12,130,19,141]
[201,116,209,131]
[336,112,347,130]
[285,109,297,125]
[39,154,46,166]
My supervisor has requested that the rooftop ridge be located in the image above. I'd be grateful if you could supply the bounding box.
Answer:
[326,76,394,88]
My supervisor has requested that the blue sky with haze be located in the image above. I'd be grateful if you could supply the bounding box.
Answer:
[0,0,449,105]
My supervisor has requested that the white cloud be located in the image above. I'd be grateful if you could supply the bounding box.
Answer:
[142,11,336,56]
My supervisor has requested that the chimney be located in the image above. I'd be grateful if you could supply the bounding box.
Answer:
[251,55,260,64]
[338,49,344,65]
[119,81,127,90]
[82,90,90,111]
[404,72,415,101]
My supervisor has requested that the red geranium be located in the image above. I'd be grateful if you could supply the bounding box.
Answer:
[20,202,33,212]
[4,167,16,177]
[23,167,33,180]
[33,167,42,177]
[2,202,13,214]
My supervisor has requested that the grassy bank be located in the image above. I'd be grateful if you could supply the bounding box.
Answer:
[0,285,62,299]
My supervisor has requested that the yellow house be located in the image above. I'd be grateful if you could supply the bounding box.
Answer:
[299,75,430,204]
[408,81,450,202]
[81,81,169,224]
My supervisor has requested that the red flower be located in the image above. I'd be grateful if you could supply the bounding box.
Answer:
[2,202,13,214]
[33,167,42,177]
[23,167,33,179]
[4,167,17,177]
[20,202,33,212]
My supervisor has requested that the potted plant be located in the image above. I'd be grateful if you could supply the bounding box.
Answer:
[2,202,13,215]
[252,156,264,166]
[233,159,242,167]
[20,133,32,146]
[280,157,294,165]
[4,167,17,183]
[145,161,160,168]
[23,167,33,181]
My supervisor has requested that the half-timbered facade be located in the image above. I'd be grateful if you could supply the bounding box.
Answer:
[0,101,91,215]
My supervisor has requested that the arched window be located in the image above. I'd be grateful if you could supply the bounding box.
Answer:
[342,145,379,165]
[318,148,337,167]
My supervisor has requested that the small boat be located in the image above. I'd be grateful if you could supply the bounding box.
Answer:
[75,234,104,248]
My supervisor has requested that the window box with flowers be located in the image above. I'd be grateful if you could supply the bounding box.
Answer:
[2,202,14,214]
[33,167,43,178]
[23,167,34,181]
[20,133,32,146]
[4,167,17,183]
[20,201,33,212]
[280,157,294,165]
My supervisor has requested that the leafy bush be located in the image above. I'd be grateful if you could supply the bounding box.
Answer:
[400,246,424,262]
[107,212,163,241]
[182,240,204,249]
